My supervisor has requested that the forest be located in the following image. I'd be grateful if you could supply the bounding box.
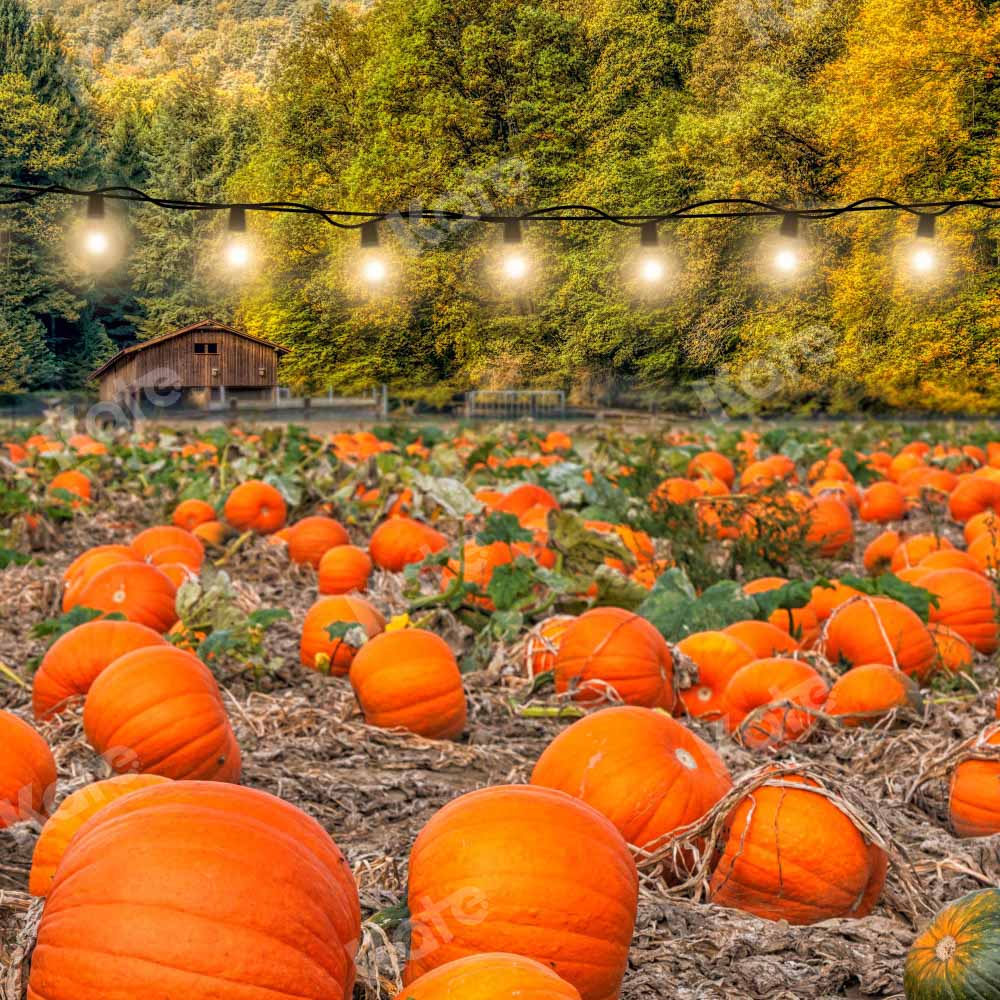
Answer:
[1,0,999,412]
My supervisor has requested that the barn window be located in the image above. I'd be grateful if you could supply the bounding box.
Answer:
[194,342,218,355]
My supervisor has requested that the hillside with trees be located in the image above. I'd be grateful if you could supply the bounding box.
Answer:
[1,0,998,412]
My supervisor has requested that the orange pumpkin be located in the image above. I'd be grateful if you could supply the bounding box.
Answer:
[63,545,133,587]
[318,545,373,595]
[554,607,674,709]
[822,596,936,681]
[687,450,735,487]
[928,623,975,673]
[809,580,863,621]
[300,595,386,675]
[494,483,560,520]
[806,495,854,557]
[916,549,983,574]
[824,664,922,726]
[965,509,999,546]
[949,725,1000,838]
[921,568,999,654]
[71,561,179,633]
[890,533,954,572]
[709,772,887,924]
[970,532,1000,575]
[863,530,902,573]
[397,953,581,1000]
[404,785,637,1000]
[223,479,288,534]
[48,469,91,505]
[27,781,361,1000]
[192,519,231,547]
[83,646,241,782]
[33,619,168,720]
[349,629,467,740]
[721,658,828,749]
[858,481,907,523]
[524,615,576,676]
[531,707,731,862]
[0,711,57,828]
[130,525,204,563]
[171,498,217,532]
[369,516,448,572]
[949,475,1000,524]
[721,619,798,658]
[62,549,141,612]
[29,774,171,896]
[288,515,350,567]
[675,630,755,719]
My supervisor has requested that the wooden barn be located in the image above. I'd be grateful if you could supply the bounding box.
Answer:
[92,320,290,410]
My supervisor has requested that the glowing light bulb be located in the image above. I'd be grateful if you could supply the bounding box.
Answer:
[640,256,665,283]
[362,256,388,284]
[226,239,250,269]
[84,229,109,256]
[504,253,528,280]
[774,247,799,274]
[912,246,936,274]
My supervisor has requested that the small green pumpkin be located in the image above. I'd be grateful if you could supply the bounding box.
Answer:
[905,889,1000,999]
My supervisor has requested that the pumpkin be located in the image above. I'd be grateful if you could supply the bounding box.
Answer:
[687,450,735,487]
[824,664,923,727]
[0,711,57,828]
[29,774,171,896]
[809,579,863,621]
[404,784,637,1000]
[806,495,854,556]
[921,568,999,654]
[192,519,231,547]
[531,706,731,866]
[743,577,819,642]
[71,561,179,633]
[27,781,361,1000]
[721,658,828,749]
[397,953,582,1000]
[917,549,983,574]
[300,595,386,675]
[891,534,954,572]
[675,630,755,719]
[949,476,1000,524]
[965,509,999,546]
[369,516,448,572]
[859,481,907,523]
[318,545,373,594]
[949,725,1000,838]
[494,483,560,520]
[970,532,1000,576]
[130,525,204,563]
[722,619,799,658]
[904,889,1000,1000]
[223,479,288,534]
[171,498,217,532]
[288,515,350,567]
[83,646,241,782]
[864,530,902,573]
[822,596,936,681]
[554,607,674,709]
[524,615,576,676]
[63,545,133,587]
[33,619,168,720]
[61,549,141,612]
[708,772,887,924]
[349,629,467,740]
[48,469,90,504]
[929,623,975,673]
[445,540,518,608]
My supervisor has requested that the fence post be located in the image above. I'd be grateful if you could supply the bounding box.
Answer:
[380,384,388,418]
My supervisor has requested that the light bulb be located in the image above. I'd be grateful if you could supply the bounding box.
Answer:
[362,256,388,284]
[84,228,109,256]
[774,247,799,274]
[639,255,666,283]
[226,239,250,269]
[912,246,936,274]
[504,253,528,280]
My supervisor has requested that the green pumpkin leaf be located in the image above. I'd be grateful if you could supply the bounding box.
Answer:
[840,573,939,621]
[476,511,533,546]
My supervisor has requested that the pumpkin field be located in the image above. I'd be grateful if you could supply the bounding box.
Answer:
[1,417,1000,1000]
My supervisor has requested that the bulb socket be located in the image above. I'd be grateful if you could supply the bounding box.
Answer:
[503,219,523,245]
[228,206,247,234]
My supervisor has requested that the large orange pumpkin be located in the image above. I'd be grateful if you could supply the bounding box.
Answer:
[369,516,448,572]
[172,498,217,532]
[858,481,907,523]
[130,525,204,563]
[928,623,975,673]
[949,725,1000,838]
[890,533,954,572]
[822,596,936,681]
[61,548,140,612]
[824,664,922,727]
[72,562,179,633]
[48,470,91,505]
[27,781,361,1000]
[300,595,386,675]
[920,568,999,654]
[223,479,288,534]
[404,785,637,1000]
[0,711,57,828]
[524,615,576,676]
[287,515,350,567]
[721,658,828,749]
[687,450,735,487]
[722,619,799,658]
[349,629,467,740]
[675,630,755,719]
[863,530,902,573]
[33,619,168,720]
[806,495,854,556]
[531,707,731,861]
[970,532,1000,576]
[318,545,373,595]
[83,647,241,782]
[554,607,674,709]
[29,774,171,896]
[708,772,887,924]
[397,953,581,1000]
[949,475,1000,524]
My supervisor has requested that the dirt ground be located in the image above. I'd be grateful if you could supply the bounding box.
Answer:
[1,499,998,1000]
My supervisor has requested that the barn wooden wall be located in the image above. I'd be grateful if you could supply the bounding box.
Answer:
[98,329,282,401]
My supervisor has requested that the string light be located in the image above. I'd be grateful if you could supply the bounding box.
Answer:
[225,206,250,269]
[83,193,109,256]
[911,213,937,274]
[638,221,666,284]
[359,221,388,285]
[773,213,802,275]
[501,219,529,282]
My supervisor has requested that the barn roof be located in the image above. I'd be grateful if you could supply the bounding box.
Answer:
[90,319,290,380]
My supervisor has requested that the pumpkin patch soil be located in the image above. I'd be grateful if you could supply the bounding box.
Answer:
[1,501,997,1000]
